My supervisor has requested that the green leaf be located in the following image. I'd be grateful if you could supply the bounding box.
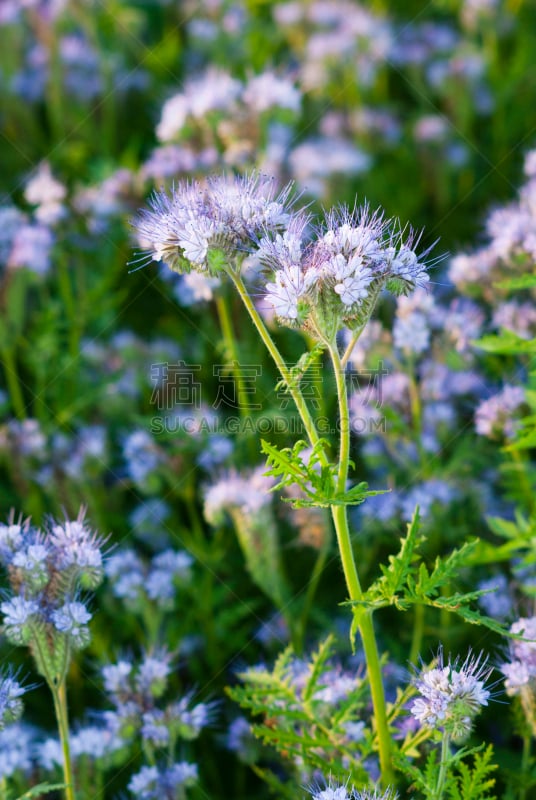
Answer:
[447,744,498,800]
[494,274,536,290]
[15,784,66,800]
[474,331,536,354]
[275,343,326,395]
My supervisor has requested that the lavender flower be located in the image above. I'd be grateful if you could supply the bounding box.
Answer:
[51,601,92,648]
[128,761,198,800]
[0,723,34,779]
[260,203,432,335]
[141,709,169,746]
[0,510,104,676]
[48,512,105,587]
[203,466,274,525]
[132,173,293,274]
[102,660,133,696]
[309,779,397,800]
[1,597,40,644]
[500,616,536,696]
[225,716,259,763]
[24,162,66,226]
[8,224,53,275]
[475,385,525,440]
[411,649,492,740]
[0,672,27,730]
[123,430,163,487]
[477,574,512,619]
[136,651,173,698]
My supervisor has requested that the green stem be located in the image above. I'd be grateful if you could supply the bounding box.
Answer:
[433,733,451,800]
[340,324,366,369]
[328,341,394,785]
[330,480,394,786]
[231,271,393,783]
[51,681,76,800]
[1,346,26,419]
[215,292,252,415]
[328,343,351,495]
[228,271,327,464]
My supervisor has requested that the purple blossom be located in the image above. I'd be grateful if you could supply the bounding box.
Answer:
[411,649,491,740]
[136,651,172,697]
[51,601,92,647]
[475,385,525,440]
[500,617,536,696]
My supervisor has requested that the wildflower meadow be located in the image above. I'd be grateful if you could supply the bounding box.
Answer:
[1,1,536,799]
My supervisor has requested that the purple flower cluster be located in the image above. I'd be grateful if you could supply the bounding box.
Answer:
[260,206,431,332]
[0,510,105,653]
[410,649,492,740]
[101,649,214,748]
[105,546,193,610]
[500,616,536,696]
[475,385,526,440]
[0,671,27,731]
[308,779,397,800]
[128,761,198,800]
[133,173,292,274]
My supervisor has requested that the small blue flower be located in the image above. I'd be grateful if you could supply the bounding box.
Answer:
[51,601,92,648]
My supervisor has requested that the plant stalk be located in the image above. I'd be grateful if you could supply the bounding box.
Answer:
[433,733,450,800]
[231,271,394,784]
[228,272,327,464]
[51,680,76,800]
[328,341,394,785]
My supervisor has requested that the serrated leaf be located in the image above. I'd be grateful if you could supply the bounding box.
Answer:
[303,635,335,702]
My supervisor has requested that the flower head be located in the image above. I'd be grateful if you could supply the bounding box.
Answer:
[500,616,536,696]
[260,202,433,338]
[51,601,92,649]
[0,671,29,730]
[132,174,293,274]
[308,779,397,800]
[410,648,492,740]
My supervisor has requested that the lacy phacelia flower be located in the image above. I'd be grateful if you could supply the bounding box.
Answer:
[475,385,525,440]
[500,617,536,735]
[0,671,28,730]
[128,761,198,800]
[500,617,536,695]
[410,649,492,740]
[105,547,192,610]
[0,510,105,671]
[308,779,398,800]
[203,466,274,526]
[132,173,293,274]
[260,204,432,339]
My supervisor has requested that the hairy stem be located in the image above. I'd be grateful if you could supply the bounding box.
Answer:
[51,680,76,800]
[215,292,252,415]
[433,733,450,800]
[230,272,393,783]
[228,271,327,465]
[340,324,366,369]
[328,341,394,785]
